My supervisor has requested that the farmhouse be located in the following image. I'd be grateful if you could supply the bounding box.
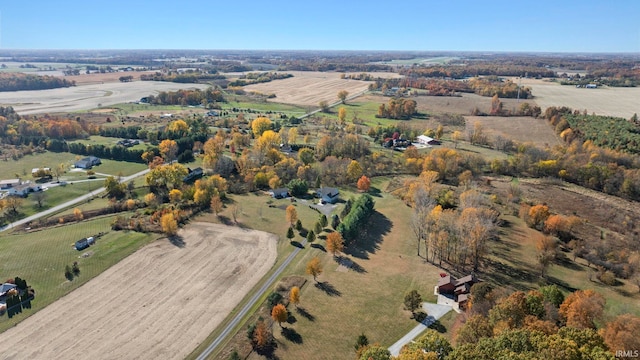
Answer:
[74,156,101,169]
[0,179,21,189]
[437,273,479,309]
[317,187,340,204]
[8,183,42,197]
[416,135,441,146]
[269,188,290,199]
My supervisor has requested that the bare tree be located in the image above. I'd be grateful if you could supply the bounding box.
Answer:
[32,191,46,208]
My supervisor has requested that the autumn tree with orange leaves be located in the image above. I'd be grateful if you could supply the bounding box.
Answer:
[271,303,288,328]
[326,232,345,258]
[600,314,640,354]
[357,175,371,192]
[559,289,605,329]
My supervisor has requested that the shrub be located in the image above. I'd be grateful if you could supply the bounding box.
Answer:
[267,291,283,307]
[64,265,73,281]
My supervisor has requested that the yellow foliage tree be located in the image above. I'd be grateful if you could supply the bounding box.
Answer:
[251,117,272,137]
[347,160,363,182]
[306,257,323,282]
[159,139,178,162]
[161,212,178,236]
[288,127,298,144]
[169,189,182,204]
[167,119,188,132]
[528,204,550,229]
[257,130,280,150]
[126,199,136,210]
[338,107,347,125]
[285,205,298,226]
[289,286,300,308]
[144,193,157,206]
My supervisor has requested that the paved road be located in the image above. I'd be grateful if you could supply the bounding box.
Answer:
[388,303,453,356]
[196,90,372,359]
[196,238,307,360]
[0,168,149,233]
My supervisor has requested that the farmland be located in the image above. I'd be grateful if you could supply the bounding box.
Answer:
[465,115,562,148]
[520,78,640,119]
[0,81,209,115]
[1,50,640,359]
[243,71,400,106]
[0,222,277,360]
[0,216,159,332]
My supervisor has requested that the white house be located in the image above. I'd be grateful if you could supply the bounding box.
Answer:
[8,183,42,197]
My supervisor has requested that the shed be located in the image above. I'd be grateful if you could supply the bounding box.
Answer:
[416,135,441,146]
[183,167,204,184]
[0,179,21,189]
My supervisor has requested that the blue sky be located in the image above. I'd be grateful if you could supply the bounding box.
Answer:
[1,1,638,52]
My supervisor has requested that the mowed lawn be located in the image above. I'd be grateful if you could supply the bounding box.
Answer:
[0,151,146,179]
[252,179,446,360]
[0,216,159,333]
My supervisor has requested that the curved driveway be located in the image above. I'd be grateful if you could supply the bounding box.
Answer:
[0,168,149,232]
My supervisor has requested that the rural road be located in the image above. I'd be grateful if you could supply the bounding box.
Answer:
[0,168,150,233]
[196,91,369,359]
[196,238,308,360]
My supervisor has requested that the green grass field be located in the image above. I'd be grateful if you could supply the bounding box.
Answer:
[489,213,640,318]
[0,215,159,332]
[67,135,151,152]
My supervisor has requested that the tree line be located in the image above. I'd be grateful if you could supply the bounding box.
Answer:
[0,73,75,92]
[398,63,556,79]
[336,194,375,245]
[142,88,225,106]
[228,72,293,86]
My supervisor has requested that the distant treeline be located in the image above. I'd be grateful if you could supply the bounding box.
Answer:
[277,62,391,72]
[143,88,226,106]
[140,72,226,83]
[228,72,293,86]
[371,77,532,99]
[399,64,556,79]
[0,73,75,92]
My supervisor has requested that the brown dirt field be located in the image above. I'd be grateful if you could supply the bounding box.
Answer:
[63,71,156,85]
[465,115,562,148]
[520,78,640,119]
[414,93,536,116]
[243,71,399,106]
[0,222,277,360]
